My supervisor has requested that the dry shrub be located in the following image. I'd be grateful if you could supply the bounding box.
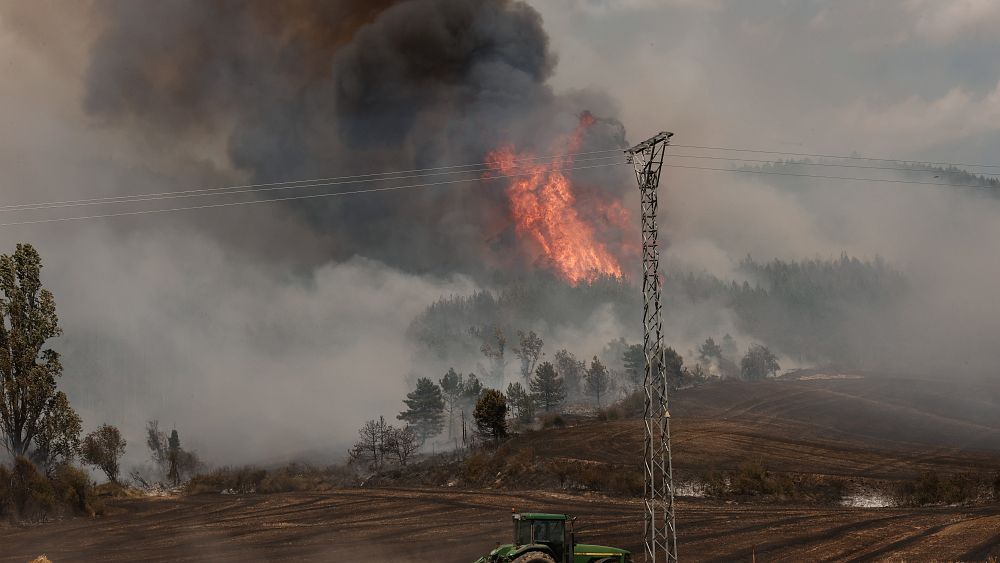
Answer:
[186,463,355,495]
[10,457,57,520]
[463,449,500,484]
[700,460,846,504]
[541,413,566,429]
[0,457,101,521]
[597,390,644,421]
[50,464,103,516]
[894,471,991,506]
[260,463,354,493]
[187,466,266,495]
[558,462,643,496]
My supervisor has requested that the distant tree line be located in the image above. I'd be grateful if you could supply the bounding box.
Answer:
[408,254,905,369]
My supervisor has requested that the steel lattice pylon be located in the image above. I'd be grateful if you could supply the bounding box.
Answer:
[625,132,678,563]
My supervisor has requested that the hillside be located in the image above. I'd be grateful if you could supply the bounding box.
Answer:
[513,373,1000,481]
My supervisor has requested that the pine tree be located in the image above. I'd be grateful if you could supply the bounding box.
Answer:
[530,362,565,412]
[462,373,483,408]
[439,368,464,439]
[585,356,610,407]
[474,389,508,443]
[698,338,723,363]
[622,344,645,389]
[398,377,445,444]
[505,381,534,423]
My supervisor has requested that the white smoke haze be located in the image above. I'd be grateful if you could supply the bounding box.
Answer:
[2,0,1000,468]
[39,227,476,465]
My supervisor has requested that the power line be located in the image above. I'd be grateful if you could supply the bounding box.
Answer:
[670,144,1000,170]
[665,153,1000,177]
[0,161,623,227]
[662,163,1000,190]
[0,147,624,213]
[0,153,623,214]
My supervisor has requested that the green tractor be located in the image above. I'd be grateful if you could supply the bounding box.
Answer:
[473,511,632,563]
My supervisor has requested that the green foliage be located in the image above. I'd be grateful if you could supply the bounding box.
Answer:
[81,423,127,483]
[398,377,445,444]
[474,389,508,443]
[698,338,723,363]
[0,243,68,458]
[530,362,565,412]
[584,356,609,407]
[32,390,82,474]
[622,344,644,389]
[662,347,685,388]
[463,373,483,402]
[505,382,534,423]
[741,344,780,381]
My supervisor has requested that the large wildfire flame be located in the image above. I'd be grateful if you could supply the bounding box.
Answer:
[486,114,629,285]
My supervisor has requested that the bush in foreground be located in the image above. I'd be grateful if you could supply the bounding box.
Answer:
[0,457,103,521]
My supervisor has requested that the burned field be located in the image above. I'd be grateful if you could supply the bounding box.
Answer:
[3,488,1000,562]
[4,374,1000,562]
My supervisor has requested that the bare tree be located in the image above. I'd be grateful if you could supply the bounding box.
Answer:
[385,426,419,466]
[470,325,507,388]
[349,417,389,470]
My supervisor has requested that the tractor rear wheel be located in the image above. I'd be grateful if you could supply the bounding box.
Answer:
[511,552,556,563]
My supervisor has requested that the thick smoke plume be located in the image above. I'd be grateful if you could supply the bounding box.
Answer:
[0,0,633,466]
[84,0,630,277]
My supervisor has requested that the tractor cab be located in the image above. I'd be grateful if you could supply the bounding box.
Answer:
[473,511,631,563]
[514,513,570,561]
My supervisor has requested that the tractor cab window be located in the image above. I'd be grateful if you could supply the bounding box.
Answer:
[515,520,532,545]
[515,519,565,546]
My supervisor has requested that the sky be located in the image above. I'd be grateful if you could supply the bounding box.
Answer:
[0,0,998,466]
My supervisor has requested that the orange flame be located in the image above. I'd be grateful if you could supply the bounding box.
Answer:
[486,114,628,285]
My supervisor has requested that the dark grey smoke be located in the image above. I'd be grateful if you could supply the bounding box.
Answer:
[84,0,631,276]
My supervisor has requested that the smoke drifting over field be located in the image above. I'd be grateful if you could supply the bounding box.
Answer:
[1,0,1000,466]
